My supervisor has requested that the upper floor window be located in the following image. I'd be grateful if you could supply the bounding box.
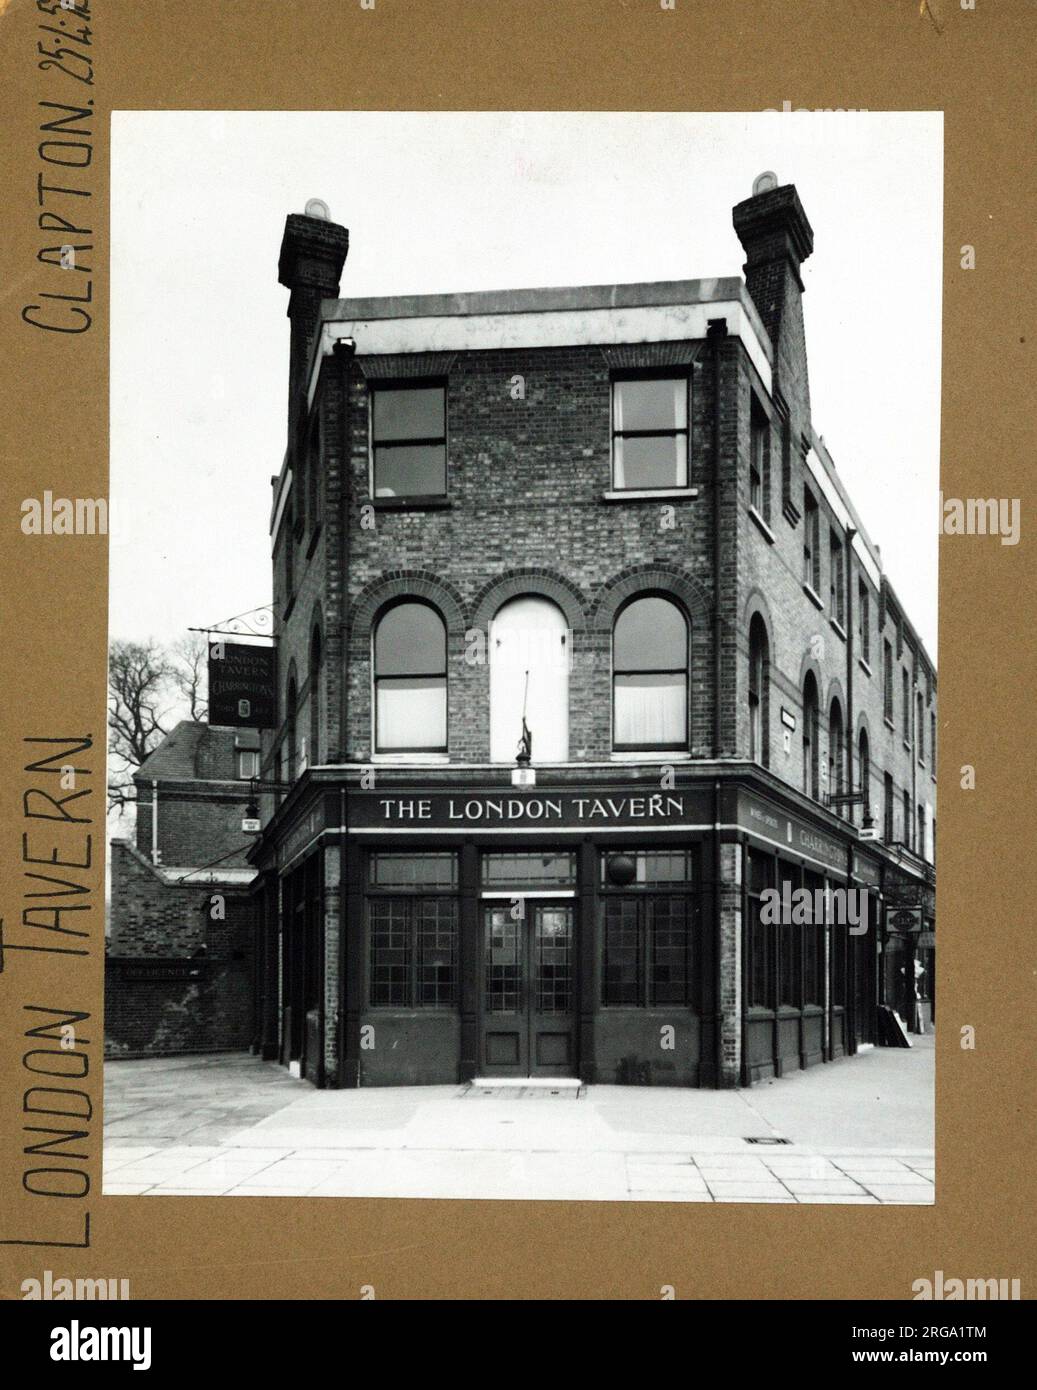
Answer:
[857,727,871,825]
[749,398,768,517]
[613,595,689,751]
[306,412,321,536]
[284,502,295,604]
[883,772,894,842]
[930,710,937,774]
[858,580,870,665]
[803,672,820,799]
[371,384,447,499]
[902,668,911,742]
[883,640,894,721]
[374,600,447,754]
[237,749,260,780]
[803,490,820,593]
[611,376,688,490]
[829,531,845,626]
[285,675,298,781]
[748,614,769,765]
[916,691,925,763]
[489,596,569,763]
[309,626,323,765]
[828,698,845,804]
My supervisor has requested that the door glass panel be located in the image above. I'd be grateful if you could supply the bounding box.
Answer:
[535,906,572,1014]
[485,907,521,1013]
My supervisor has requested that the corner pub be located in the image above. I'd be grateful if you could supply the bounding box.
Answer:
[244,175,937,1090]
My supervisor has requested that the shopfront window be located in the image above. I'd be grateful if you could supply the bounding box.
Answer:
[802,869,825,1005]
[600,848,695,1007]
[746,850,774,1008]
[367,852,458,1008]
[778,864,802,1007]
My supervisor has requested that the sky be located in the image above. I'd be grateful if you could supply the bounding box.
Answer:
[110,110,942,656]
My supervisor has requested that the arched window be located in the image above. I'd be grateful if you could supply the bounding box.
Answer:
[285,674,298,782]
[374,601,447,754]
[613,595,688,752]
[490,596,569,763]
[748,614,770,765]
[802,673,819,799]
[309,627,323,765]
[858,727,870,826]
[828,698,844,807]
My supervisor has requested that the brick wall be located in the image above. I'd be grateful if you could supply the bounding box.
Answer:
[269,340,731,771]
[135,784,254,869]
[105,839,255,1056]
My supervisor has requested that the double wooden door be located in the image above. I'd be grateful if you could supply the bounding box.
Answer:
[481,900,576,1077]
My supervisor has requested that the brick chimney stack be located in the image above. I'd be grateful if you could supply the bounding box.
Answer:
[733,177,814,419]
[278,203,349,460]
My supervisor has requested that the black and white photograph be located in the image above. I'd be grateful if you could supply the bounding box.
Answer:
[103,110,941,1205]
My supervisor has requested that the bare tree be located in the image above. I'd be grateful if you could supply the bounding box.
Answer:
[107,639,175,813]
[170,632,209,722]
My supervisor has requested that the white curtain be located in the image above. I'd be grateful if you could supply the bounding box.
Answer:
[615,675,684,747]
[377,679,446,751]
[490,597,569,762]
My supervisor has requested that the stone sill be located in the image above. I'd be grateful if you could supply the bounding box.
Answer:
[601,488,698,502]
[747,506,775,543]
[369,496,452,511]
[802,582,825,611]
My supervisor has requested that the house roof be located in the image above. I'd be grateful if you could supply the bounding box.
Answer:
[135,721,258,782]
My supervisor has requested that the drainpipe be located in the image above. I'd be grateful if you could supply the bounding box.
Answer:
[845,525,856,817]
[845,524,857,1053]
[707,320,727,1086]
[707,319,727,759]
[151,779,159,864]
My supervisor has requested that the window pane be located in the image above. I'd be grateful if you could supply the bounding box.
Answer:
[374,443,446,497]
[615,598,687,670]
[615,673,685,746]
[650,897,690,1005]
[482,852,576,888]
[535,906,572,1013]
[614,433,686,489]
[485,908,521,1012]
[370,853,457,888]
[416,899,457,1006]
[375,602,445,676]
[373,386,444,442]
[603,898,642,1005]
[614,378,686,431]
[601,850,694,885]
[369,898,411,1007]
[376,677,446,750]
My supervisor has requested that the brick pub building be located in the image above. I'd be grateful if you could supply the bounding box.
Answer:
[248,177,936,1088]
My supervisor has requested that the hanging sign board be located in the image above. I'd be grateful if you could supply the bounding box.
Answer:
[208,641,277,728]
[886,905,922,934]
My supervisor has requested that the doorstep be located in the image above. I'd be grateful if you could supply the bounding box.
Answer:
[471,1076,582,1089]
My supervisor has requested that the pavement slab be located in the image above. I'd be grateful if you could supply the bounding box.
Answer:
[104,1036,934,1204]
